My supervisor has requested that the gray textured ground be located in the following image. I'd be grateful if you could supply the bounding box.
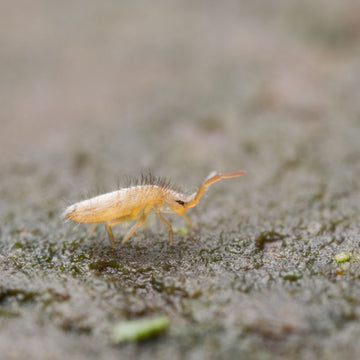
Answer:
[1,1,360,359]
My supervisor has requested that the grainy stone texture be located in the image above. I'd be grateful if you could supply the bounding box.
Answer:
[1,1,360,359]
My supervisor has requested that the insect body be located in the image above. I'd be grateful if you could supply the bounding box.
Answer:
[64,171,245,247]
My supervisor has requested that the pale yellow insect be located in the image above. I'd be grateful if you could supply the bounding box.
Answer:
[64,171,245,247]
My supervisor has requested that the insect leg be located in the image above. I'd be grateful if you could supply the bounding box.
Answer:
[105,223,115,248]
[105,214,139,247]
[88,223,98,237]
[182,214,193,228]
[122,207,152,244]
[155,209,174,245]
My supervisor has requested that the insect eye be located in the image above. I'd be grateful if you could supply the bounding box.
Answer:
[176,200,185,206]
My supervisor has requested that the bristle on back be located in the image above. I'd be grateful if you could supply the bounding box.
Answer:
[124,173,183,193]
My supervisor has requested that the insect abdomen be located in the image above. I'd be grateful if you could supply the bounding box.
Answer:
[64,191,124,223]
[64,186,165,224]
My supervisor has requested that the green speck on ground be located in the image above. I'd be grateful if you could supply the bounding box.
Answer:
[334,252,352,264]
[110,316,170,343]
[175,227,189,235]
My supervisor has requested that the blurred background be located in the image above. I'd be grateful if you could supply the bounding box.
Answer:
[1,1,360,359]
[2,0,359,193]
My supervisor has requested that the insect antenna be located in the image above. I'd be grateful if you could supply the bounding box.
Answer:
[186,171,245,208]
